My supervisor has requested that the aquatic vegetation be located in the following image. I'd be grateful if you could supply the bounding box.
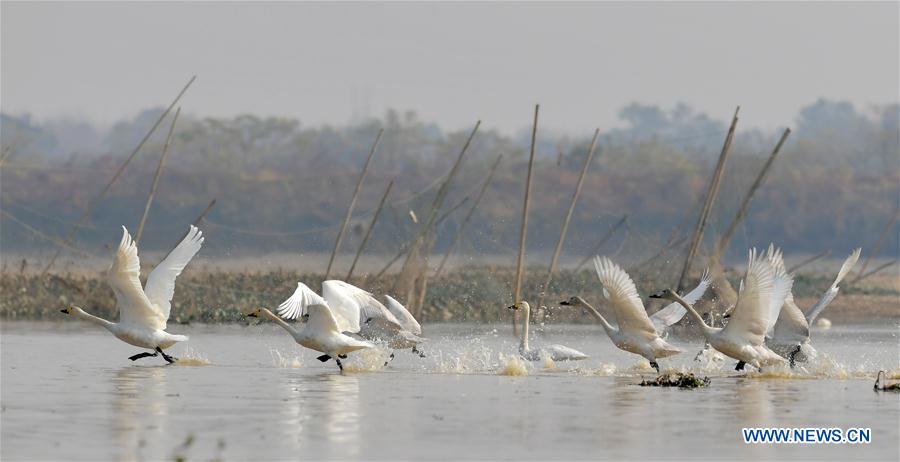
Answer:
[639,372,710,388]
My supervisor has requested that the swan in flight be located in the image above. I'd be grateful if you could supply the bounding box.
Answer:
[650,248,792,371]
[767,248,861,366]
[247,305,373,372]
[277,280,425,356]
[507,301,588,362]
[60,226,203,363]
[559,257,692,372]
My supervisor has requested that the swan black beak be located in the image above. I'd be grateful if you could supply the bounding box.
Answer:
[559,300,572,306]
[506,303,519,311]
[60,308,69,314]
[246,313,257,318]
[648,291,666,299]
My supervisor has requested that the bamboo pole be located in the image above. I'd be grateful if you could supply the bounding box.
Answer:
[675,106,740,291]
[162,199,217,261]
[434,154,503,277]
[852,260,896,285]
[852,213,899,283]
[536,129,600,310]
[0,146,11,168]
[633,235,689,271]
[324,129,383,280]
[42,75,197,274]
[135,107,181,245]
[513,105,539,334]
[712,128,791,262]
[787,249,831,274]
[346,179,394,281]
[574,214,629,271]
[0,208,94,258]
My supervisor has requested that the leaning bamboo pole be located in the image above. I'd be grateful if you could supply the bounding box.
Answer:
[42,75,197,274]
[512,104,540,334]
[346,179,394,281]
[787,249,831,274]
[574,214,629,271]
[711,128,791,263]
[135,107,181,245]
[434,154,503,277]
[852,260,896,285]
[161,198,217,262]
[535,129,600,310]
[324,129,383,280]
[852,213,899,283]
[675,106,740,292]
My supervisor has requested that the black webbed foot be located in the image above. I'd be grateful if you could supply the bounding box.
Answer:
[129,351,158,361]
[156,347,176,364]
[735,361,746,371]
[788,345,801,368]
[317,354,332,362]
[338,354,348,359]
[383,352,395,367]
[412,346,426,358]
[650,360,660,373]
[336,358,343,372]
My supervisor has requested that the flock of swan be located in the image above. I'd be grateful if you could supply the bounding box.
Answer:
[60,225,862,375]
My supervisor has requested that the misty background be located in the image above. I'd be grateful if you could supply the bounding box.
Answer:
[1,1,898,268]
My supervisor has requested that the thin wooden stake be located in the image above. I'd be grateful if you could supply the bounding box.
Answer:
[536,129,600,310]
[786,249,831,274]
[346,179,394,281]
[0,146,12,168]
[42,75,197,274]
[574,214,629,271]
[163,199,217,261]
[135,107,181,245]
[513,105,539,334]
[434,154,503,277]
[676,106,740,291]
[324,129,383,280]
[712,128,791,262]
[853,213,899,283]
[852,259,896,285]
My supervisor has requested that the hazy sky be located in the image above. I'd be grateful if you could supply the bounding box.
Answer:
[2,1,898,135]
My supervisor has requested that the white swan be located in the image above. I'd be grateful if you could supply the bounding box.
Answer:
[507,301,588,362]
[60,226,203,363]
[650,248,792,371]
[559,257,686,372]
[767,248,861,365]
[247,305,372,372]
[277,280,425,356]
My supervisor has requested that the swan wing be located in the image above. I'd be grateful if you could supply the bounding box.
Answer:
[592,256,658,338]
[771,293,810,344]
[305,304,341,335]
[722,248,775,345]
[107,226,166,330]
[650,269,712,330]
[764,245,794,335]
[143,226,204,321]
[277,282,326,320]
[324,280,399,331]
[805,248,861,324]
[383,294,422,335]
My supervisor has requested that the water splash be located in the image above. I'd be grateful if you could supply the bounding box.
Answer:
[175,347,211,366]
[269,348,302,368]
[496,353,529,376]
[342,347,391,373]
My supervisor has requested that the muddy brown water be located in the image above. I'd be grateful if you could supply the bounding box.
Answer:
[2,322,898,460]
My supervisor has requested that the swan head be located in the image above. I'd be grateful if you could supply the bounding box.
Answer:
[648,288,676,301]
[245,307,264,318]
[559,296,588,307]
[507,301,530,311]
[60,305,85,316]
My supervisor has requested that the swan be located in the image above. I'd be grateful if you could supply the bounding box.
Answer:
[650,248,792,372]
[277,280,425,356]
[874,371,900,391]
[59,226,203,363]
[559,257,688,372]
[766,248,861,366]
[507,301,588,362]
[247,305,373,372]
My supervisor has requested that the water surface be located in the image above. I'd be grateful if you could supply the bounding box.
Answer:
[2,322,898,460]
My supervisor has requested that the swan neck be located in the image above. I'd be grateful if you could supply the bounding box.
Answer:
[74,308,114,331]
[262,309,299,337]
[671,293,714,337]
[520,303,530,352]
[580,300,617,335]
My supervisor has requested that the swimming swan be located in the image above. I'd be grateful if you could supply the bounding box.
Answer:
[507,301,589,362]
[247,305,373,372]
[60,226,203,363]
[650,248,792,372]
[767,248,861,365]
[559,257,686,372]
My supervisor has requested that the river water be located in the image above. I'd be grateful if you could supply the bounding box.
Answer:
[2,321,898,460]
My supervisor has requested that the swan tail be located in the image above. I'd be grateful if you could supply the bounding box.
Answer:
[171,334,189,342]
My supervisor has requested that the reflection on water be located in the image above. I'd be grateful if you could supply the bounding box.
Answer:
[1,322,898,461]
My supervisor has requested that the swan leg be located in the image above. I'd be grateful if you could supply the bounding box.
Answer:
[335,358,344,373]
[788,345,801,368]
[128,351,158,361]
[383,352,395,367]
[338,354,348,359]
[411,346,426,358]
[650,360,660,373]
[156,347,176,364]
[735,361,746,371]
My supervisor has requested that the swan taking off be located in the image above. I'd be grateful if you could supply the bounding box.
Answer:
[559,257,691,372]
[650,248,793,372]
[767,248,861,365]
[60,226,203,363]
[277,280,425,356]
[507,301,588,362]
[248,304,373,372]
